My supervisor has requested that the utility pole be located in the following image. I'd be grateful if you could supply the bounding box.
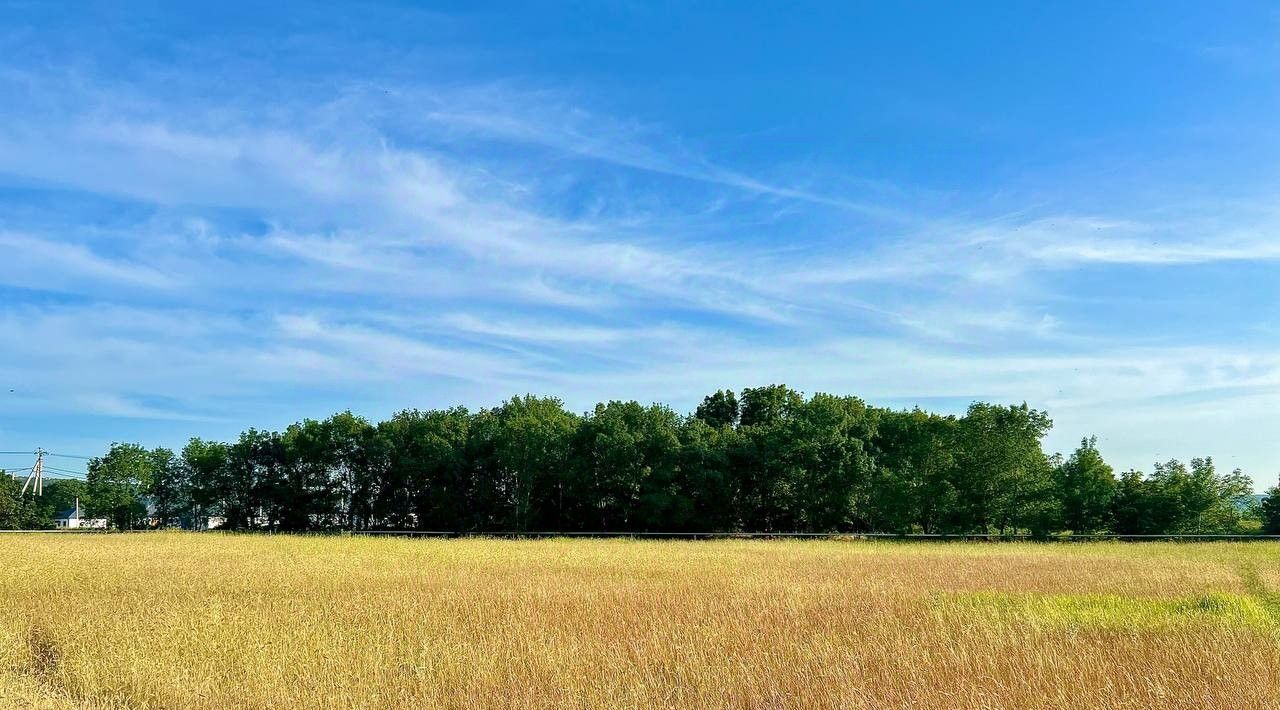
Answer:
[20,449,45,496]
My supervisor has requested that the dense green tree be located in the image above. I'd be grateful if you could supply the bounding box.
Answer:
[279,419,342,530]
[183,438,231,528]
[731,385,811,529]
[574,401,686,531]
[694,389,739,429]
[738,384,804,428]
[1111,469,1153,534]
[1143,458,1249,534]
[1260,485,1280,535]
[728,388,877,531]
[147,447,187,527]
[677,418,741,531]
[870,409,959,533]
[788,393,877,531]
[322,412,378,530]
[1054,437,1116,533]
[0,473,35,528]
[86,443,155,529]
[240,430,290,530]
[472,396,577,531]
[1183,458,1252,533]
[953,403,1056,535]
[203,432,270,530]
[1111,459,1254,535]
[377,407,472,530]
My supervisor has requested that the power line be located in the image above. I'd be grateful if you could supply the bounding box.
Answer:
[1,449,94,493]
[1,451,92,459]
[44,465,86,473]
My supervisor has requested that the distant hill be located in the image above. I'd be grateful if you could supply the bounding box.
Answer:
[1235,494,1267,512]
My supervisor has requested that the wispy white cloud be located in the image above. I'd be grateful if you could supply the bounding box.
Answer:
[72,393,227,422]
[793,212,1280,289]
[0,231,174,290]
[412,87,912,220]
[438,313,638,346]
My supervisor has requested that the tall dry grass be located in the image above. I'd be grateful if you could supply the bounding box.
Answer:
[1,533,1278,709]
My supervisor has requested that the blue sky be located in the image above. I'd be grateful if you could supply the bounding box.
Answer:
[1,1,1278,481]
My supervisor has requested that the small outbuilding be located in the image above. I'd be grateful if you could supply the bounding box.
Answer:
[53,499,108,529]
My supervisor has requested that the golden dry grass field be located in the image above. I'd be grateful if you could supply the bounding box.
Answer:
[2,533,1279,709]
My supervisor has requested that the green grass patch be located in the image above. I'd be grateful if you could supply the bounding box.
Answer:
[932,591,1276,631]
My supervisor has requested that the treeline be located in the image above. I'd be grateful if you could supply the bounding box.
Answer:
[3,386,1276,535]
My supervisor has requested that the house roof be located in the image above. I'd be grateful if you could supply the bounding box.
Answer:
[54,507,81,519]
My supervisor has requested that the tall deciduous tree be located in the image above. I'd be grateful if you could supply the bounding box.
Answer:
[183,438,231,528]
[147,447,187,528]
[870,409,959,533]
[784,393,877,531]
[323,412,377,530]
[954,403,1056,535]
[378,407,472,530]
[0,473,36,528]
[1054,437,1116,533]
[1260,485,1280,535]
[86,443,155,529]
[574,401,685,531]
[695,389,739,429]
[677,418,740,531]
[484,395,577,531]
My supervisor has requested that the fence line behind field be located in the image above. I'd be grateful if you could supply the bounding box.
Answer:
[352,531,1280,541]
[4,529,1280,541]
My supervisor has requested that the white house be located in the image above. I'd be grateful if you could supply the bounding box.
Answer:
[53,498,108,529]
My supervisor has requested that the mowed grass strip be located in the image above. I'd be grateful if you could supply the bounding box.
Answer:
[1,534,1278,709]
